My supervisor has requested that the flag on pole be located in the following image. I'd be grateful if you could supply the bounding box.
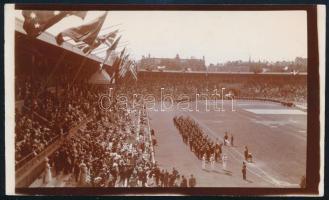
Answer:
[99,47,114,69]
[78,29,119,54]
[99,29,119,45]
[119,63,128,78]
[129,61,138,80]
[103,48,124,76]
[22,10,87,38]
[99,36,122,68]
[109,57,120,84]
[120,60,137,80]
[118,53,129,70]
[119,59,130,78]
[111,48,126,82]
[122,54,130,64]
[55,12,107,45]
[117,48,126,69]
[109,35,122,51]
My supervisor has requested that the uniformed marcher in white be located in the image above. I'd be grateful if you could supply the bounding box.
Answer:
[202,153,206,170]
[222,154,228,171]
[210,153,215,171]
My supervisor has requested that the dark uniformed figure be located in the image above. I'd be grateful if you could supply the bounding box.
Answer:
[189,174,196,187]
[224,132,229,145]
[163,171,169,187]
[231,134,234,146]
[180,176,188,187]
[242,162,247,180]
[244,146,249,161]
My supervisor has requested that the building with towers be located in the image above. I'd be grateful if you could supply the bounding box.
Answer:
[138,53,206,71]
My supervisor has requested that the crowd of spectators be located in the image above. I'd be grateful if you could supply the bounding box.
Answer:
[239,81,307,104]
[45,101,196,187]
[15,109,56,163]
[15,79,99,166]
[132,72,307,104]
[15,75,38,101]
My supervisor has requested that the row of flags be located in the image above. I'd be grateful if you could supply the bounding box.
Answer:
[21,10,137,82]
[22,10,88,38]
[76,29,119,54]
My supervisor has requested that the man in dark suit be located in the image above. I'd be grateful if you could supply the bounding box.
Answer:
[188,174,196,187]
[180,175,188,187]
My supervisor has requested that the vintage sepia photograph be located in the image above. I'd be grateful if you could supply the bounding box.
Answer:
[4,4,325,196]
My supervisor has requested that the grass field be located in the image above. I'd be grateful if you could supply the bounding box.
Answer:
[148,100,307,187]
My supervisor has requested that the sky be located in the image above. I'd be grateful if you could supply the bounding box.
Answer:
[15,10,307,65]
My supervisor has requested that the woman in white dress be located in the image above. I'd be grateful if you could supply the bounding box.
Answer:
[146,173,155,187]
[174,175,181,187]
[210,153,215,171]
[202,154,206,170]
[78,162,89,187]
[43,157,52,185]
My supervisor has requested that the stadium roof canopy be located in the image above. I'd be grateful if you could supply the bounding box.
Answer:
[15,18,117,83]
[15,18,113,65]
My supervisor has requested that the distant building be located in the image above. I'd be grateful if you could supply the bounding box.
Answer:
[207,57,308,73]
[208,61,251,72]
[292,57,307,72]
[295,57,307,66]
[139,54,206,71]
